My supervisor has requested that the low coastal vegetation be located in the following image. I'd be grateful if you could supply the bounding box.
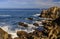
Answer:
[0,6,60,39]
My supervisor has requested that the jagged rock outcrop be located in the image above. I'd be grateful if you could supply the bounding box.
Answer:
[39,6,60,20]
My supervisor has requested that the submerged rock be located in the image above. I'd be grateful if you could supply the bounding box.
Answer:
[27,17,33,20]
[14,37,20,39]
[18,22,28,27]
[33,23,39,26]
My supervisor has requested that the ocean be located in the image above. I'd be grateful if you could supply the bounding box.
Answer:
[0,9,42,38]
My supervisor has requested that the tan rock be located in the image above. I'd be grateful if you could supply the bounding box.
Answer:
[0,28,8,39]
[39,6,60,20]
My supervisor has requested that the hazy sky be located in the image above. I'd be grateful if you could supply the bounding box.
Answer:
[0,0,60,8]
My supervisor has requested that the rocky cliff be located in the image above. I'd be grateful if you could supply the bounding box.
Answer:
[39,6,60,20]
[0,6,60,39]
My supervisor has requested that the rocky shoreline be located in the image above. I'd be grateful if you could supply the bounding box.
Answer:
[0,6,60,39]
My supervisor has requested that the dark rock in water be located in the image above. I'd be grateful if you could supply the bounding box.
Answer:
[35,26,44,31]
[33,23,39,26]
[0,28,8,39]
[27,17,33,20]
[18,22,28,27]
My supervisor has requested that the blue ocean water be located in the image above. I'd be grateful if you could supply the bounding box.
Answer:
[0,9,41,30]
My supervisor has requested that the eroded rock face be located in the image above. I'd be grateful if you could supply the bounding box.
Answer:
[39,6,60,20]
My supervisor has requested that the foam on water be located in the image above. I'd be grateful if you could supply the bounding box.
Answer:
[33,14,40,17]
[0,15,11,17]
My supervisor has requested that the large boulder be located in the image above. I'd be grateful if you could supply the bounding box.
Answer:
[17,31,28,38]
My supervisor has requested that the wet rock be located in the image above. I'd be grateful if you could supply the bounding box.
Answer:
[18,22,28,27]
[27,17,33,20]
[35,26,44,32]
[33,23,39,26]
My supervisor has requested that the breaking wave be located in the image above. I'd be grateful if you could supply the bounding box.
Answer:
[0,23,36,38]
[33,14,40,17]
[0,15,11,17]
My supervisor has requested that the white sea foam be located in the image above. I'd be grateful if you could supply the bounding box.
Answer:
[0,25,18,38]
[33,14,40,17]
[33,21,43,27]
[0,23,36,38]
[0,15,11,17]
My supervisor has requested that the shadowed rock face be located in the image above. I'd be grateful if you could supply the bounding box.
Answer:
[14,37,20,39]
[7,34,12,39]
[53,16,60,25]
